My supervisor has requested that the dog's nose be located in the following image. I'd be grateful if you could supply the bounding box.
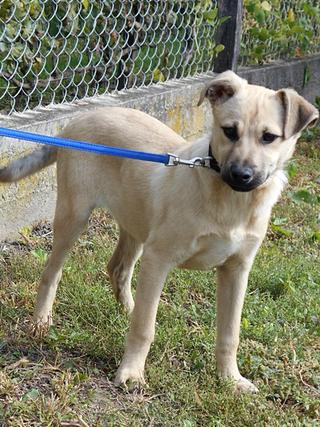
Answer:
[230,164,254,183]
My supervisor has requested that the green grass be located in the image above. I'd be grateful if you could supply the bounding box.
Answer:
[0,136,319,426]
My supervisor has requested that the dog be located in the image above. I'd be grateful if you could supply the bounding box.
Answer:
[0,71,318,392]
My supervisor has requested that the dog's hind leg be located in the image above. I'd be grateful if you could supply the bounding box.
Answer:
[107,228,143,313]
[32,193,92,333]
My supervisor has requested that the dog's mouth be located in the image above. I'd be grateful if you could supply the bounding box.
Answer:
[225,180,264,192]
[221,168,267,192]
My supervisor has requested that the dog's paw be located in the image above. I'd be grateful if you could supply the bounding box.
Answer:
[30,316,52,338]
[218,374,258,394]
[119,290,135,314]
[235,376,258,394]
[114,364,145,387]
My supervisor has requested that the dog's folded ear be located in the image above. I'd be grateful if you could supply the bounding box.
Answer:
[277,89,319,139]
[198,70,246,106]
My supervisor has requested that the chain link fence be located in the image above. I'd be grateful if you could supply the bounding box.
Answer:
[1,0,320,115]
[0,0,222,114]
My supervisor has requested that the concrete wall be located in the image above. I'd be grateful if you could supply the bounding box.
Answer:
[239,54,320,102]
[1,54,320,240]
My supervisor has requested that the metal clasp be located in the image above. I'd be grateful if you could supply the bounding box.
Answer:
[167,153,212,168]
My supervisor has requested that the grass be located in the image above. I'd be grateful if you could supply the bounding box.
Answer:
[0,133,319,426]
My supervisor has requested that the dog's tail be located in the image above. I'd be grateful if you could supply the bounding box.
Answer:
[0,146,57,182]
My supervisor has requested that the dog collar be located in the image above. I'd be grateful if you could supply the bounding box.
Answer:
[208,146,221,173]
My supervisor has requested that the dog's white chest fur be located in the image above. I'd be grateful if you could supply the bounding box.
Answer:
[180,229,245,270]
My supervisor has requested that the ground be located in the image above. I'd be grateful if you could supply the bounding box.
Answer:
[0,132,319,426]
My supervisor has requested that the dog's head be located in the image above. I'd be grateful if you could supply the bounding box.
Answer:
[198,71,319,192]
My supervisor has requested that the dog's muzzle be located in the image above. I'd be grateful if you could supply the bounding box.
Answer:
[222,164,265,192]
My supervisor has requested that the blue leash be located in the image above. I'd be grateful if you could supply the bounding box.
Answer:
[0,126,214,168]
[0,126,170,165]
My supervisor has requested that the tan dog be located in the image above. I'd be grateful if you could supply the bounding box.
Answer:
[0,71,318,392]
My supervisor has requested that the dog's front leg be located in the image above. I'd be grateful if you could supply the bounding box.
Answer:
[115,249,172,386]
[216,256,258,393]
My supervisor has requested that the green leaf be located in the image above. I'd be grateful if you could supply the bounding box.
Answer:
[242,318,250,329]
[246,2,256,14]
[291,25,304,34]
[271,224,293,237]
[203,9,217,23]
[257,28,270,41]
[288,189,318,205]
[287,8,295,22]
[287,161,297,178]
[311,230,320,242]
[82,0,89,11]
[219,16,230,25]
[303,3,317,17]
[255,10,266,25]
[214,44,225,54]
[22,388,40,401]
[31,248,48,263]
[153,69,165,82]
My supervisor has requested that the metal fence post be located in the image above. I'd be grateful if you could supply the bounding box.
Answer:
[214,0,243,73]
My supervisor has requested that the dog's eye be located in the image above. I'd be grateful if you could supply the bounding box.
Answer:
[222,126,238,141]
[262,132,278,144]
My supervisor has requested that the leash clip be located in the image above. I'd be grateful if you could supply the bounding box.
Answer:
[167,153,212,168]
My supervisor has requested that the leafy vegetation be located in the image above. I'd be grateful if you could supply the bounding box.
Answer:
[241,0,320,64]
[0,131,319,426]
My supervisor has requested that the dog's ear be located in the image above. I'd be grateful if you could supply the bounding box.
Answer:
[277,89,319,139]
[198,70,246,106]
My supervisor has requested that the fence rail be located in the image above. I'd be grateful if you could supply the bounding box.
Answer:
[0,0,320,115]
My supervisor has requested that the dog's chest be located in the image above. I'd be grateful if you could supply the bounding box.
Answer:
[180,230,246,270]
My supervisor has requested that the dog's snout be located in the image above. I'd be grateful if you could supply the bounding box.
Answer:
[222,163,263,192]
[230,164,253,183]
